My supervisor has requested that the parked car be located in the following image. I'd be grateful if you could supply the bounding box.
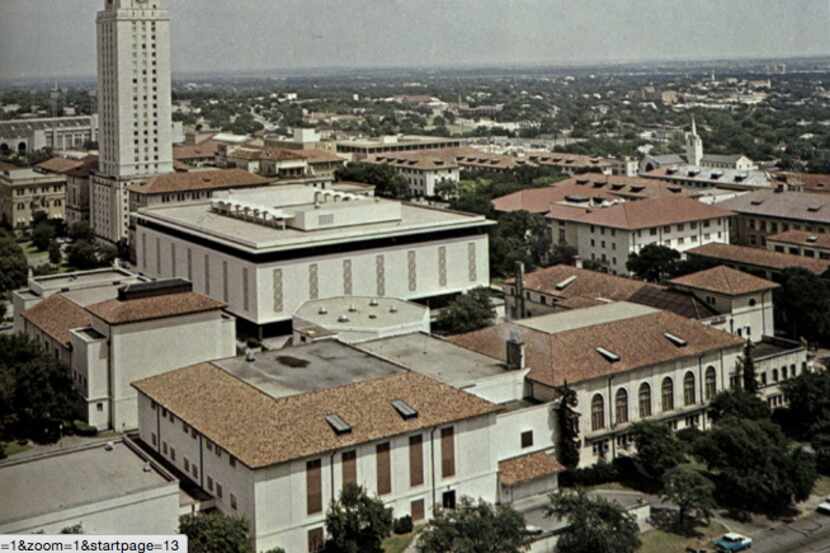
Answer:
[817,499,830,515]
[523,524,543,535]
[713,533,752,552]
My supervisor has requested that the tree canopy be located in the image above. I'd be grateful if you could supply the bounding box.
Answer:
[489,211,552,278]
[629,421,686,483]
[325,483,393,553]
[774,267,830,343]
[179,512,252,553]
[707,389,770,425]
[0,231,28,294]
[661,466,716,530]
[416,497,528,553]
[434,287,495,335]
[546,490,640,553]
[625,244,680,283]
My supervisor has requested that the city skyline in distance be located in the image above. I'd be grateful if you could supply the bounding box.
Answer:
[1,0,830,80]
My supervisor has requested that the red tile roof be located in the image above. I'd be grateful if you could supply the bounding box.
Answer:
[173,141,220,161]
[128,169,269,195]
[499,450,565,487]
[767,230,830,249]
[545,197,732,230]
[36,158,84,174]
[670,266,778,296]
[86,292,225,325]
[687,243,830,275]
[450,310,743,388]
[133,365,499,468]
[21,295,91,347]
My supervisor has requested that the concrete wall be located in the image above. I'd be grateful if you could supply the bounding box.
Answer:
[138,226,490,327]
[493,402,556,463]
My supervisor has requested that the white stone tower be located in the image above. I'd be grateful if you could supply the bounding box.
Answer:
[96,0,173,178]
[685,116,704,166]
[92,0,173,243]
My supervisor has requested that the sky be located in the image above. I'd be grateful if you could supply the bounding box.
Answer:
[1,0,829,79]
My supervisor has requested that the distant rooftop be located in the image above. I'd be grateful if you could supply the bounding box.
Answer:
[294,296,428,336]
[0,439,175,528]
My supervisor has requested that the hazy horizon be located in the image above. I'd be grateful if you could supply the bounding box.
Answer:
[1,0,829,81]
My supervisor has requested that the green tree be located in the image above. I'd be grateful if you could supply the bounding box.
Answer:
[179,512,252,553]
[66,240,107,270]
[546,490,640,553]
[554,381,581,470]
[707,390,770,424]
[32,222,56,251]
[694,416,817,514]
[0,231,28,294]
[325,483,393,553]
[625,244,680,283]
[661,466,716,531]
[68,221,95,241]
[774,268,830,342]
[629,421,686,484]
[435,288,495,335]
[780,371,830,440]
[48,239,61,265]
[489,211,552,278]
[738,340,758,394]
[416,497,527,553]
[0,334,78,442]
[550,244,578,266]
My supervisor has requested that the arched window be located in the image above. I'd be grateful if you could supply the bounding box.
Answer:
[591,394,605,431]
[705,366,717,400]
[615,388,629,425]
[684,372,696,406]
[639,383,652,418]
[662,377,674,412]
[772,369,779,382]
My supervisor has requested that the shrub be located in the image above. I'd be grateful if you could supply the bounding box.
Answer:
[559,459,620,487]
[393,515,413,535]
[73,420,98,437]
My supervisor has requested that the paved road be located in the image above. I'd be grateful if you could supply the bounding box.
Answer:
[749,513,830,553]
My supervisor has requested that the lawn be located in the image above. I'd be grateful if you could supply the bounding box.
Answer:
[383,531,417,553]
[1,440,32,457]
[638,520,729,553]
[21,240,49,266]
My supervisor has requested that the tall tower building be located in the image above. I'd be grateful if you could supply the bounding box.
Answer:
[685,116,704,167]
[92,0,173,242]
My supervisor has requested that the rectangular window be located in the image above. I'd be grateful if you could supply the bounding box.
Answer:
[521,430,534,448]
[411,499,425,522]
[409,434,424,487]
[216,482,223,499]
[222,261,229,302]
[376,442,392,495]
[441,427,456,478]
[307,459,323,514]
[308,528,325,553]
[342,450,357,488]
[230,493,237,510]
[207,476,214,492]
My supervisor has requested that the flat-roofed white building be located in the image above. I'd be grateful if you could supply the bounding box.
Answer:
[132,340,500,553]
[14,275,236,431]
[0,438,179,535]
[133,185,495,336]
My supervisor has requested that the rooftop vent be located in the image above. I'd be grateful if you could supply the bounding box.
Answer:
[664,332,688,347]
[807,235,818,243]
[318,307,328,315]
[369,299,379,307]
[750,199,764,206]
[325,414,352,435]
[556,275,577,290]
[348,304,358,313]
[338,315,350,323]
[390,306,398,313]
[808,205,823,212]
[369,313,377,319]
[596,347,620,363]
[630,186,645,193]
[392,399,418,420]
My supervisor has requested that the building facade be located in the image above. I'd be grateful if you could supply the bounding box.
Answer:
[133,186,494,335]
[0,167,66,228]
[0,115,99,155]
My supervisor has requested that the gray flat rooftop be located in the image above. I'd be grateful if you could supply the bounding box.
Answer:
[357,333,507,388]
[33,269,135,289]
[137,199,491,253]
[0,441,173,526]
[214,340,405,399]
[295,296,428,332]
[517,302,659,335]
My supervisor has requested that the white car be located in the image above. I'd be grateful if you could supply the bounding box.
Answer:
[714,532,752,552]
[817,500,830,515]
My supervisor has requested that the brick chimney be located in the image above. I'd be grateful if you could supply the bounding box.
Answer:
[506,328,525,370]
